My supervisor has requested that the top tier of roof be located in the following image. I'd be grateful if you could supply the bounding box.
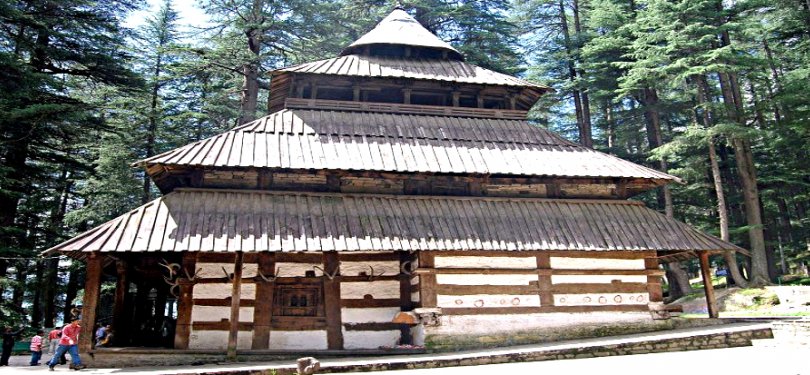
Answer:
[340,8,463,60]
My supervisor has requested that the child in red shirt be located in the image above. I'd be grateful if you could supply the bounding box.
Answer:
[29,330,44,366]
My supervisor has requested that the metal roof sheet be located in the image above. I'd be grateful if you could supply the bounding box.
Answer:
[277,55,547,90]
[138,109,676,181]
[46,189,742,255]
[340,8,462,59]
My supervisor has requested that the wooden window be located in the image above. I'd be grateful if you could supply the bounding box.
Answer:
[273,284,322,317]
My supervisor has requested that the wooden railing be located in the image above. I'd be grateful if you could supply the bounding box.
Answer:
[284,98,528,120]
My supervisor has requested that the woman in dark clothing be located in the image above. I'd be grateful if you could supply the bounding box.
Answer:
[1,326,25,366]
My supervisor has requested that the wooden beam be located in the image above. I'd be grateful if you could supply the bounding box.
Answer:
[536,253,554,307]
[399,251,413,345]
[645,258,664,302]
[174,252,197,349]
[323,251,343,349]
[79,253,103,353]
[252,253,275,349]
[698,251,719,318]
[418,252,437,307]
[111,259,128,346]
[227,252,244,360]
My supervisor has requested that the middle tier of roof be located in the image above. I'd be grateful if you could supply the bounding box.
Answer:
[139,108,676,183]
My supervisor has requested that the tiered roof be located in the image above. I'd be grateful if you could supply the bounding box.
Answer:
[50,189,741,259]
[46,8,740,259]
[139,109,674,181]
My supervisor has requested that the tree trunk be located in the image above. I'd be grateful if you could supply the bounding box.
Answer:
[238,27,262,126]
[12,260,28,311]
[558,0,590,147]
[43,165,72,327]
[43,259,60,327]
[143,50,163,203]
[63,266,81,323]
[572,0,593,147]
[31,260,45,327]
[717,70,769,285]
[639,87,690,297]
[605,100,614,148]
[696,75,748,287]
[731,137,769,285]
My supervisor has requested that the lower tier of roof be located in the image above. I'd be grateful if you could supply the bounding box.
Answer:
[47,189,742,258]
[138,109,677,183]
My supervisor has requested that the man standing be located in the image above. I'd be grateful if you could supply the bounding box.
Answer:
[1,326,24,366]
[47,318,85,371]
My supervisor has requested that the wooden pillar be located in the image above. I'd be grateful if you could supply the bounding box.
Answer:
[535,253,554,307]
[174,252,197,349]
[418,252,437,307]
[252,253,275,349]
[645,257,664,302]
[698,251,719,318]
[451,91,460,107]
[323,252,343,349]
[112,259,128,346]
[402,89,412,105]
[353,84,361,101]
[398,251,414,345]
[227,252,244,359]
[79,253,103,353]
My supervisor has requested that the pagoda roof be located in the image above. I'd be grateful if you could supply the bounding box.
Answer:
[274,54,549,92]
[45,188,744,259]
[137,108,677,182]
[340,8,463,60]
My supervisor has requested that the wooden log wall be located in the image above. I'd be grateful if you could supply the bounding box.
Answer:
[417,250,662,315]
[182,251,411,351]
[152,167,652,199]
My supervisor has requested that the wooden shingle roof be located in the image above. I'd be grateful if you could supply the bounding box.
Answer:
[138,109,677,181]
[276,55,548,91]
[45,188,743,257]
[340,8,462,60]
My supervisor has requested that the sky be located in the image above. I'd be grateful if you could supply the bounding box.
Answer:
[124,0,211,32]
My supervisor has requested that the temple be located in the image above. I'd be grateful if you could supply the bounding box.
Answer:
[46,8,744,360]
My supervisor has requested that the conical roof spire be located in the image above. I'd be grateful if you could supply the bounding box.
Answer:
[340,8,463,60]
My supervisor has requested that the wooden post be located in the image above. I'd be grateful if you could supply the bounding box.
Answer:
[252,253,275,349]
[645,257,664,302]
[112,259,128,346]
[227,252,244,359]
[174,252,197,349]
[398,251,414,345]
[536,253,554,307]
[698,251,719,318]
[323,252,343,349]
[79,253,103,353]
[418,252,437,307]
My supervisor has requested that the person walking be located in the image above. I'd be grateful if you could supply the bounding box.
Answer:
[1,326,24,366]
[47,326,66,364]
[29,330,44,366]
[46,318,85,371]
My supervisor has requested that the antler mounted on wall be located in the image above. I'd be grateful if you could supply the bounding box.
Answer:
[221,266,235,281]
[256,267,280,282]
[313,265,339,280]
[400,260,416,276]
[366,265,385,281]
[183,267,202,282]
[158,259,181,279]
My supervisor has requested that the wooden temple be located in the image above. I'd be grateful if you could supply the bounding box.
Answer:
[47,8,745,357]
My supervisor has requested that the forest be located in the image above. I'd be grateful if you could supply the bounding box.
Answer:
[0,0,808,329]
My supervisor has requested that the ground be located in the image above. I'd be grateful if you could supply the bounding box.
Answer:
[674,286,810,317]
